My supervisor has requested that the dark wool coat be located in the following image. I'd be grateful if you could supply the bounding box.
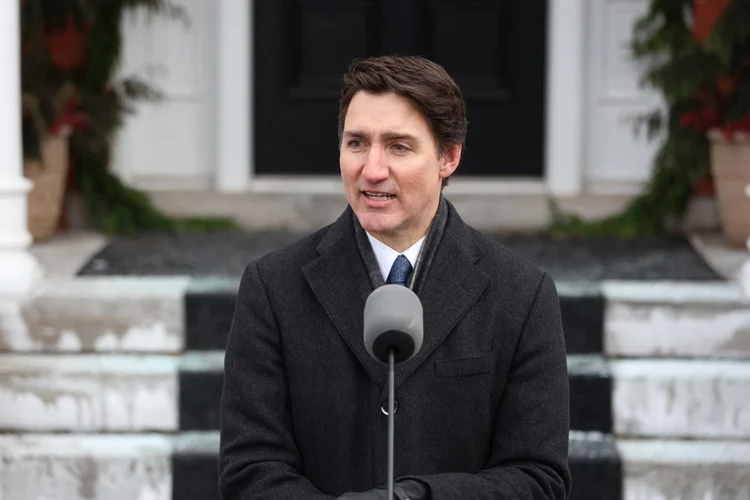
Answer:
[219,200,571,499]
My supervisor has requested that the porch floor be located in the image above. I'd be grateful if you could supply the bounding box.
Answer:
[47,229,730,282]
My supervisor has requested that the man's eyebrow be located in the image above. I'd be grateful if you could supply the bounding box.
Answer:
[342,130,367,139]
[382,132,417,142]
[342,130,417,142]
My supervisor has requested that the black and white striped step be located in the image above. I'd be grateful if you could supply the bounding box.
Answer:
[178,352,614,434]
[184,279,607,354]
[3,431,747,500]
[0,431,625,500]
[7,278,747,360]
[179,356,750,439]
[183,280,750,357]
[4,354,748,440]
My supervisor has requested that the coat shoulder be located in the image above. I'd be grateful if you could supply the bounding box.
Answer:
[251,224,331,279]
[468,227,552,292]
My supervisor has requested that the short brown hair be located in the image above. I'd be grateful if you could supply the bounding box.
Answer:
[338,55,468,185]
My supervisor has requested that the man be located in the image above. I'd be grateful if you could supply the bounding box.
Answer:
[219,55,571,499]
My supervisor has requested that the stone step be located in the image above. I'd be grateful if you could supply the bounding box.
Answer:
[0,433,172,500]
[612,358,750,439]
[6,355,748,440]
[179,352,613,434]
[604,281,750,358]
[0,354,178,432]
[0,276,189,353]
[0,353,612,434]
[0,276,606,354]
[0,431,623,500]
[14,277,750,359]
[185,279,606,354]
[619,439,750,499]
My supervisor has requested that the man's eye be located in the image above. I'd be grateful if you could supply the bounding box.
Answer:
[392,144,407,151]
[348,140,363,148]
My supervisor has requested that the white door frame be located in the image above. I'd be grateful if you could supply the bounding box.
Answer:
[214,0,586,196]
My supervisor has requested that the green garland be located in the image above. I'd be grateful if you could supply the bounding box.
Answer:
[550,0,750,238]
[21,0,236,235]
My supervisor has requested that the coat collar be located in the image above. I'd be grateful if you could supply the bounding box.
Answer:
[301,201,490,390]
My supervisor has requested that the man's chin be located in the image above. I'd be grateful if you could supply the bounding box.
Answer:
[356,212,399,235]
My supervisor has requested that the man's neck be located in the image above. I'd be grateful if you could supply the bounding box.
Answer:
[369,230,427,254]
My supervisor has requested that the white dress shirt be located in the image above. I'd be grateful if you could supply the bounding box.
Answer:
[365,232,425,283]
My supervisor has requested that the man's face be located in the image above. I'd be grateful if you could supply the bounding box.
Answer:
[340,91,461,251]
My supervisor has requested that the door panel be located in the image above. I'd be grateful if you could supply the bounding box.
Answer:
[254,0,547,177]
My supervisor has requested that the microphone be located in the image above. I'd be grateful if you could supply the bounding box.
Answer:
[364,284,424,363]
[363,284,424,499]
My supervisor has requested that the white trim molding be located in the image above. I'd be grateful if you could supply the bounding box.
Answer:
[544,0,586,196]
[0,0,43,297]
[215,0,252,192]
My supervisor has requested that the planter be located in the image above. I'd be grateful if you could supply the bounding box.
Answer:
[23,127,72,241]
[708,129,750,247]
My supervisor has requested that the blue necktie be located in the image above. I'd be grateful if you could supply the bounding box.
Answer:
[386,255,413,286]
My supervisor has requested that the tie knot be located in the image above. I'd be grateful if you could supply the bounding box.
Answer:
[386,255,413,286]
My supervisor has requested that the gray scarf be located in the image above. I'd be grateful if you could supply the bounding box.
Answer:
[353,195,448,296]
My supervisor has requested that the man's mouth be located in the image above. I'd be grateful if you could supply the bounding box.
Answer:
[363,191,396,201]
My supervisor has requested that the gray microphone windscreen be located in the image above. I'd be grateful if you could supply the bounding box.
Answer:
[363,284,423,364]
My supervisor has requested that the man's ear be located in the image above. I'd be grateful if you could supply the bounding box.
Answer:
[439,143,462,180]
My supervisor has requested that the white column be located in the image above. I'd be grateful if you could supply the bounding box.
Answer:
[215,0,251,192]
[0,0,43,297]
[544,0,585,196]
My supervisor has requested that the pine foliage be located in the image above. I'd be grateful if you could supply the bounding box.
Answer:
[21,0,235,234]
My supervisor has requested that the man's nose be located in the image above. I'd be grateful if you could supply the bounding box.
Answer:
[361,146,389,181]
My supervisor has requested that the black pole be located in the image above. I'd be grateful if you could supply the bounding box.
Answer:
[387,348,395,499]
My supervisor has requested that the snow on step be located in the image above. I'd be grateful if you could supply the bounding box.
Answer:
[620,439,750,500]
[0,433,172,500]
[612,359,750,439]
[604,281,750,358]
[0,276,189,353]
[0,354,177,432]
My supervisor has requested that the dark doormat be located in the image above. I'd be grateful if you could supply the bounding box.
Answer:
[76,230,721,281]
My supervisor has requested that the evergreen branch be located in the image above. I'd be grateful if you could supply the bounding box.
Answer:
[22,0,235,235]
[551,0,748,239]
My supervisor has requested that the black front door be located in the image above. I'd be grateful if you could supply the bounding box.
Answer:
[254,0,548,177]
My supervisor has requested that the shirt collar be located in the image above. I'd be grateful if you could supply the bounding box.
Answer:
[365,232,425,282]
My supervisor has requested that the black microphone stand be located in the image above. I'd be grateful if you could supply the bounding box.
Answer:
[387,347,396,500]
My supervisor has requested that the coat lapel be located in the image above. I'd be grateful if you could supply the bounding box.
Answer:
[381,204,490,401]
[302,208,388,386]
[302,203,491,396]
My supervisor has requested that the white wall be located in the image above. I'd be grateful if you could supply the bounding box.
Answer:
[582,0,664,195]
[112,0,216,190]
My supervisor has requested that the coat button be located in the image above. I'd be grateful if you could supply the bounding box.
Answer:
[380,399,398,415]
